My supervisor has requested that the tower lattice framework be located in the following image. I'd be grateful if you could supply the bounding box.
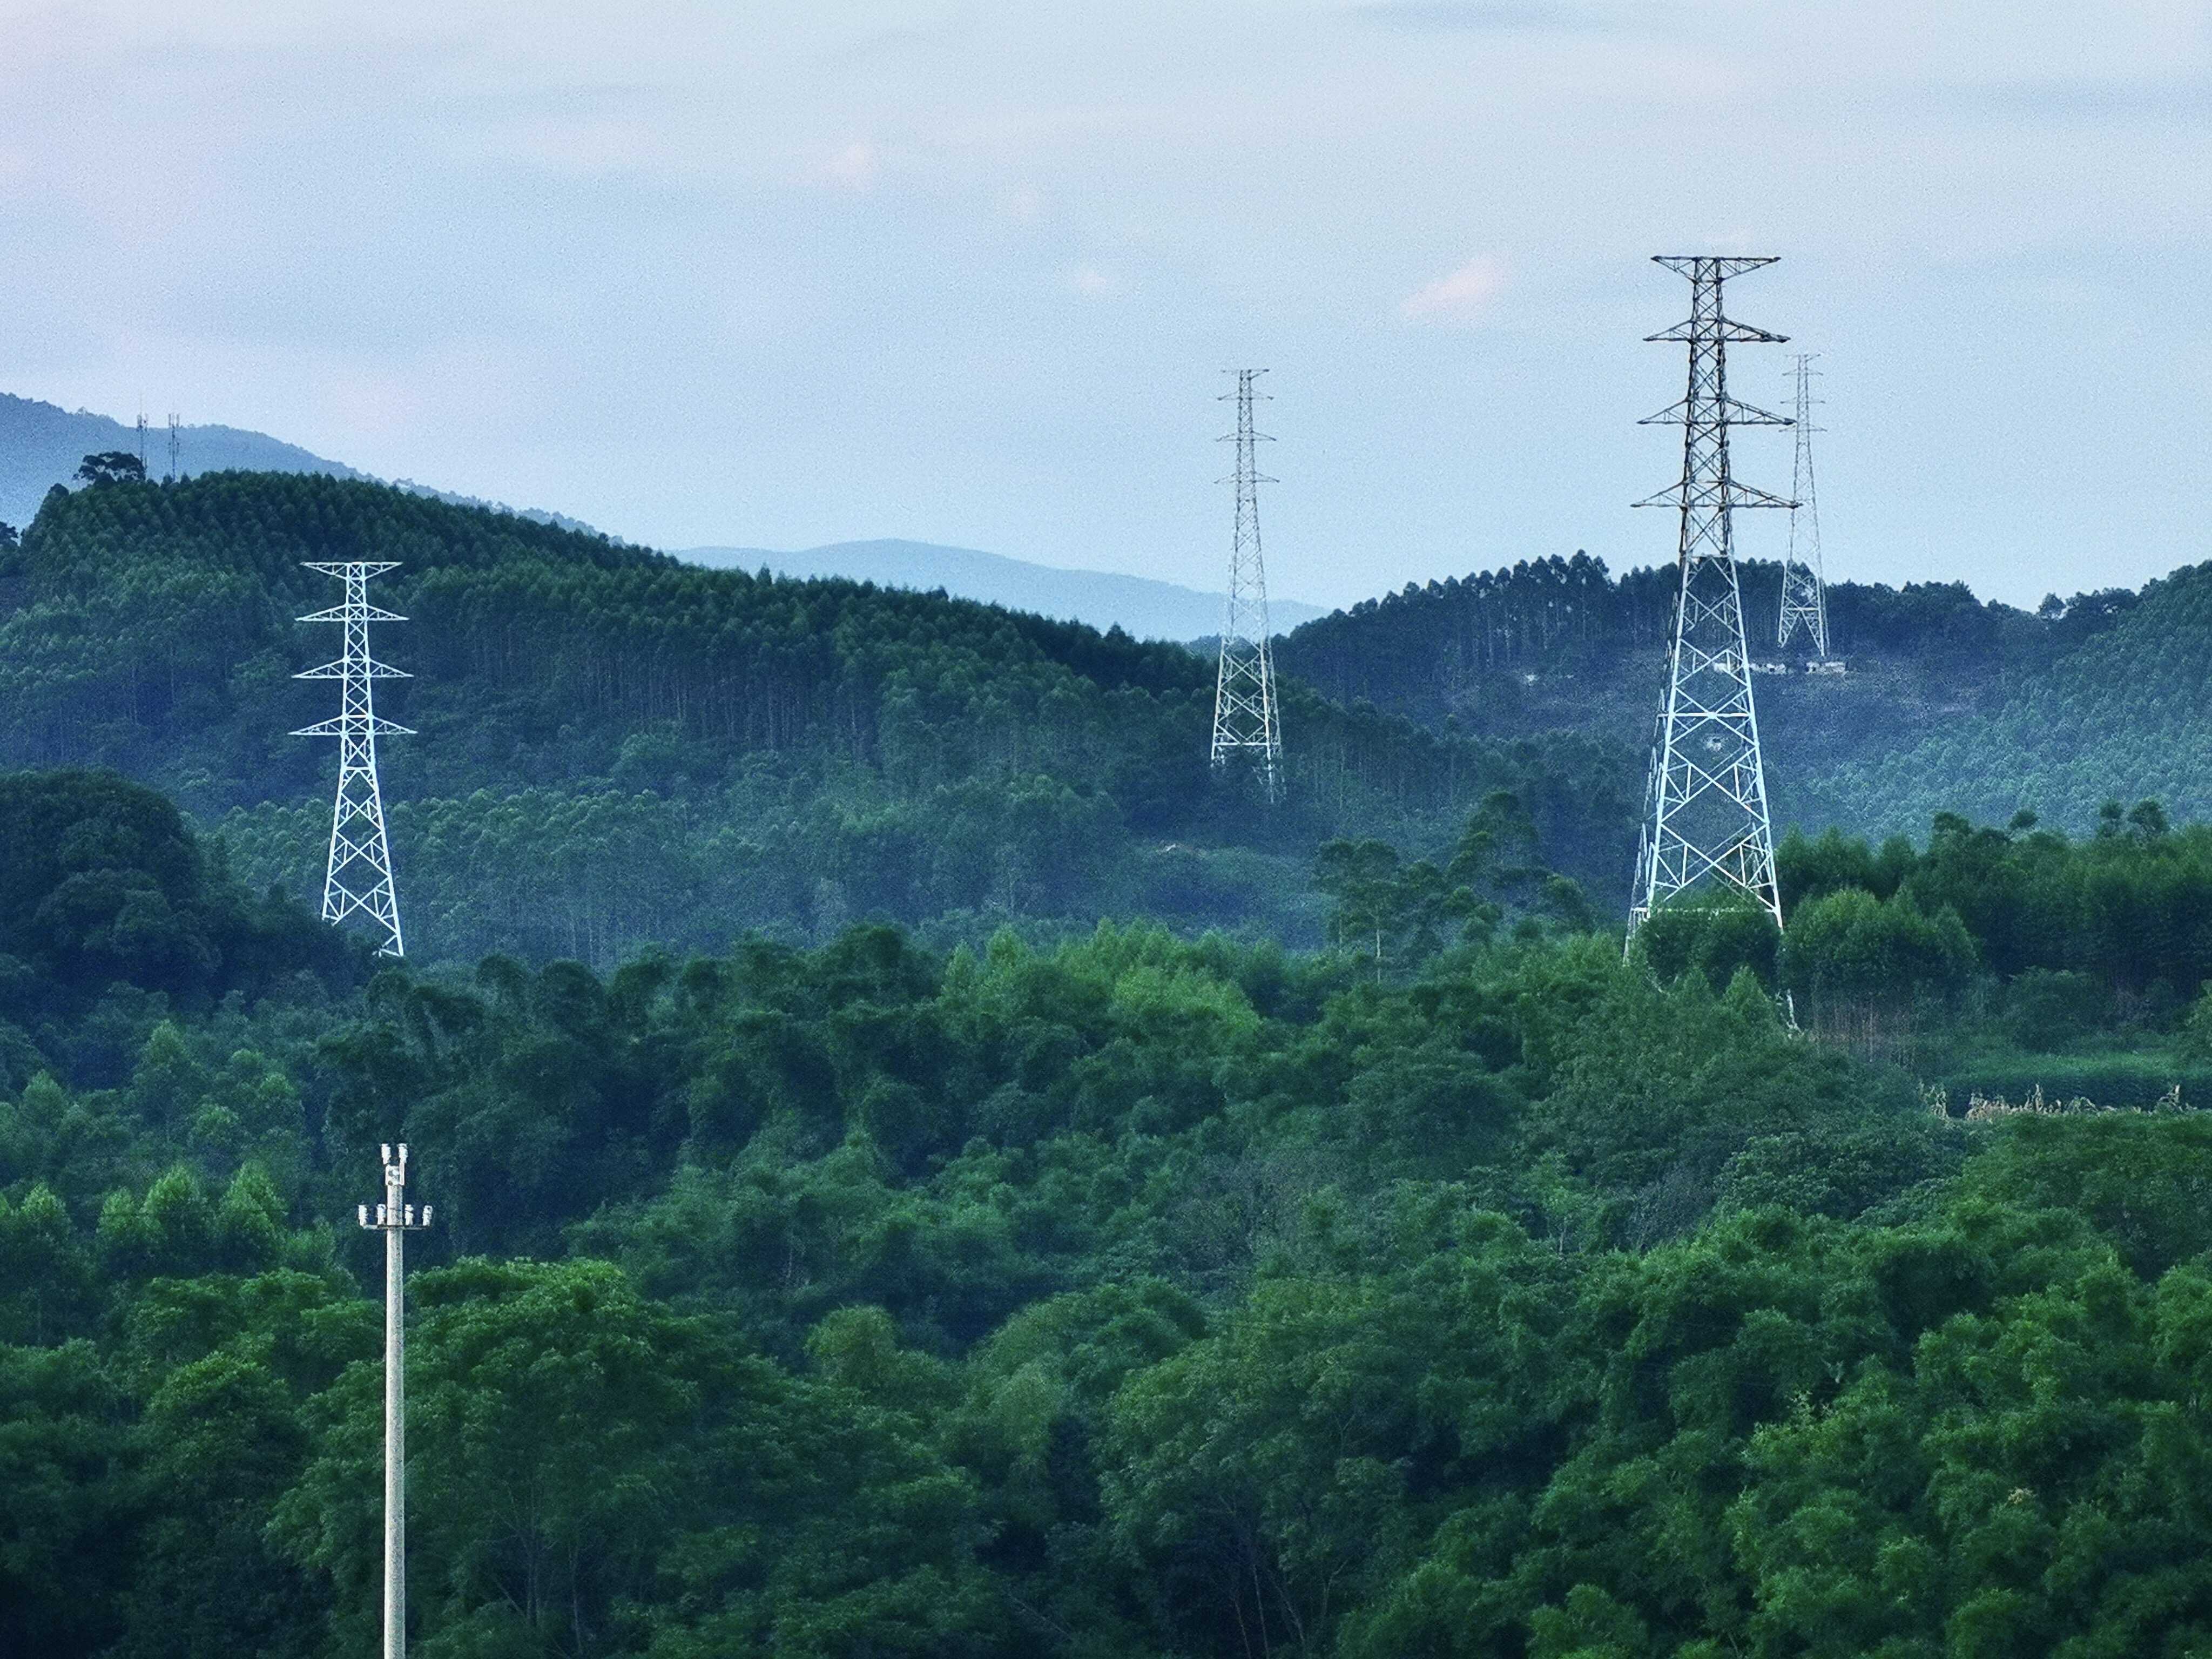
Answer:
[1777,352,1829,657]
[1628,256,1794,940]
[1211,368,1283,800]
[294,561,412,956]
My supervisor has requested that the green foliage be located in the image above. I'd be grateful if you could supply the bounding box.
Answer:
[1273,546,2183,852]
[1803,561,2212,836]
[74,451,145,485]
[0,473,1635,966]
[24,705,2212,1655]
[1633,892,1782,992]
[0,768,356,1030]
[1781,886,1974,1058]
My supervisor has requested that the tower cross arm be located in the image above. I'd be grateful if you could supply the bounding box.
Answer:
[1638,394,1792,427]
[299,603,409,624]
[1652,254,1779,277]
[292,716,416,738]
[1645,318,1789,345]
[1634,481,1798,511]
[302,561,402,578]
[296,659,413,681]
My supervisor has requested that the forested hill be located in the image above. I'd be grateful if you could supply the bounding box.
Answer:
[1799,558,2212,835]
[21,764,2212,1656]
[1276,551,2156,836]
[0,470,1635,964]
[685,537,1328,641]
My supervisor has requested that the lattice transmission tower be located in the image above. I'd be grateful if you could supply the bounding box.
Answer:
[294,562,412,956]
[1628,256,1795,940]
[1211,369,1283,800]
[166,413,181,483]
[1776,353,1828,657]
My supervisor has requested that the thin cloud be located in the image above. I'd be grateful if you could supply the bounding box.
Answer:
[817,141,879,191]
[1351,1,1616,32]
[1066,265,1121,297]
[1400,255,1509,323]
[1966,76,2212,124]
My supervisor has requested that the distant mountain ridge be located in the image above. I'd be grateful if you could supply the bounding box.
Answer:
[0,391,611,538]
[2,393,1318,644]
[0,392,362,529]
[1273,551,2169,841]
[684,538,1326,642]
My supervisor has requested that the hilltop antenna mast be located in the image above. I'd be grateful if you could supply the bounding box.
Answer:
[1777,353,1828,657]
[166,413,181,483]
[294,562,412,956]
[1211,368,1283,800]
[1628,256,1795,941]
[135,408,148,473]
[358,1143,433,1659]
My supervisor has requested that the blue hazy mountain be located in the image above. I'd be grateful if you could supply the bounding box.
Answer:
[683,538,1325,642]
[0,392,364,528]
[1,394,1319,642]
[0,391,605,537]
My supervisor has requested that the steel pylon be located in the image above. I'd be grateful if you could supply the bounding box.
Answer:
[1628,257,1794,941]
[1777,353,1829,657]
[1211,369,1283,800]
[294,562,412,956]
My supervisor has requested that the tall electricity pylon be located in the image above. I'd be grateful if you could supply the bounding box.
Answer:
[1211,369,1283,801]
[294,562,412,956]
[1628,256,1795,941]
[358,1144,433,1659]
[1777,353,1829,657]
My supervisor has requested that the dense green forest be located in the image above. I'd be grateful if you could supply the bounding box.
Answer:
[1274,551,2158,838]
[5,470,2197,969]
[0,472,1635,966]
[13,467,2212,1657]
[15,767,2212,1656]
[1798,561,2212,835]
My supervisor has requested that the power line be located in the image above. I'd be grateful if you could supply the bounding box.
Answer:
[294,562,413,956]
[1210,368,1283,801]
[1628,255,1795,941]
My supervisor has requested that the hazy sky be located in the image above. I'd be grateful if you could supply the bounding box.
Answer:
[4,2,2207,609]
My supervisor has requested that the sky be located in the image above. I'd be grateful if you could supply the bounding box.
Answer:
[1,1,2207,611]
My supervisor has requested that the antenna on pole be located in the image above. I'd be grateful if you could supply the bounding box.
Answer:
[358,1143,433,1659]
[1777,353,1829,659]
[1210,368,1284,801]
[294,562,413,956]
[1627,256,1794,943]
[135,407,148,473]
[166,413,181,483]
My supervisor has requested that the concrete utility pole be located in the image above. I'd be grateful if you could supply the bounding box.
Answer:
[358,1144,432,1659]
